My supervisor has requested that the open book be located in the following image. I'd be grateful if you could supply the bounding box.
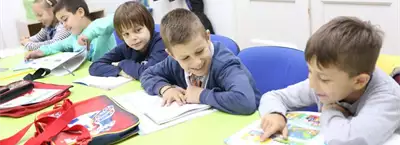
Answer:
[225,112,325,145]
[112,90,214,134]
[73,76,132,90]
[14,48,87,76]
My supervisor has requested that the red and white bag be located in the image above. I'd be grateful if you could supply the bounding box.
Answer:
[0,81,72,118]
[0,96,140,145]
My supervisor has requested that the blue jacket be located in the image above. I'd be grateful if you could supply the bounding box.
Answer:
[89,32,167,79]
[140,41,261,115]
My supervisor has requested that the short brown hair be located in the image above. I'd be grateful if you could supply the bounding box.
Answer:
[305,16,384,77]
[54,0,90,18]
[160,8,206,49]
[114,1,154,40]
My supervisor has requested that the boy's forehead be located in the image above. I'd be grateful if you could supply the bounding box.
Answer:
[170,36,207,55]
[308,59,339,75]
[121,23,142,31]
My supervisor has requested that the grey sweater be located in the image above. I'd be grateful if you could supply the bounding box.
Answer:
[259,68,400,145]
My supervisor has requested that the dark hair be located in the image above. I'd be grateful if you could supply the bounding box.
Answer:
[305,16,384,77]
[114,1,154,40]
[34,0,57,8]
[53,0,90,19]
[160,8,206,49]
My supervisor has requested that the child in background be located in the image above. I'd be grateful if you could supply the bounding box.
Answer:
[258,16,400,145]
[20,0,70,51]
[89,1,167,79]
[140,9,261,115]
[25,0,116,62]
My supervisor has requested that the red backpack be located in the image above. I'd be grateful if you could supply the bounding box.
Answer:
[0,95,140,145]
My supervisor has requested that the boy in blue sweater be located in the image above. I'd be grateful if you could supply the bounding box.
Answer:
[89,1,167,79]
[140,8,261,115]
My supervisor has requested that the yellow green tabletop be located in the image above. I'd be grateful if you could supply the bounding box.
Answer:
[0,54,259,145]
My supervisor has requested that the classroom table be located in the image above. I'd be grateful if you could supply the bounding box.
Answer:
[0,54,259,145]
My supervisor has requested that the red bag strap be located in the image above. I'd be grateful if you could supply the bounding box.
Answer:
[0,99,91,145]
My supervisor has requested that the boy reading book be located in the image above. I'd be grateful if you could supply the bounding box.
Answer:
[258,16,400,145]
[140,9,261,115]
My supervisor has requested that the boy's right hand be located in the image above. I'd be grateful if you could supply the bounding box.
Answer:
[160,85,186,106]
[260,113,288,141]
[77,35,88,46]
[25,50,44,61]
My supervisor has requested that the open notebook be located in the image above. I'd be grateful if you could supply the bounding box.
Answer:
[73,76,132,90]
[112,90,214,134]
[14,49,87,76]
[225,112,325,145]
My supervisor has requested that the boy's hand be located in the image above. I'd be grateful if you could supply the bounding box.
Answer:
[260,113,288,141]
[25,50,44,61]
[119,70,133,79]
[160,86,186,106]
[184,85,203,104]
[322,103,352,117]
[77,35,88,46]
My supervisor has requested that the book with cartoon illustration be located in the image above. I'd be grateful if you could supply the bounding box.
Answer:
[225,112,325,145]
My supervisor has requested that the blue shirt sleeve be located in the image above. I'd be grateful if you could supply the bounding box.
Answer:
[118,40,167,79]
[199,60,257,115]
[140,57,177,95]
[89,44,125,77]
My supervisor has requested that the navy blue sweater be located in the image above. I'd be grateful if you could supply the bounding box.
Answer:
[140,41,261,115]
[89,32,167,79]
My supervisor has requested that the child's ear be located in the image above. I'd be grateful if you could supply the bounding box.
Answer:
[76,7,85,18]
[352,73,370,90]
[205,29,211,41]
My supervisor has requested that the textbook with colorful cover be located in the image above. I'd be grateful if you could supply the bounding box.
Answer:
[73,76,132,90]
[225,111,325,145]
[112,90,215,135]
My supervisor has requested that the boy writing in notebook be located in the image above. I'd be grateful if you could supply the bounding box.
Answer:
[88,1,167,79]
[140,8,261,115]
[25,0,116,61]
[258,16,400,145]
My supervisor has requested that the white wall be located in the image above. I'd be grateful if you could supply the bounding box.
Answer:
[1,0,399,56]
[0,0,26,50]
[203,0,237,40]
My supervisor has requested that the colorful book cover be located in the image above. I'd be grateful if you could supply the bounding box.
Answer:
[225,112,325,145]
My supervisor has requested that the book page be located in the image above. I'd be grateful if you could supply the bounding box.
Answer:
[0,88,62,109]
[115,91,210,125]
[51,49,87,76]
[73,76,132,90]
[28,52,79,70]
[225,112,324,145]
[112,91,215,134]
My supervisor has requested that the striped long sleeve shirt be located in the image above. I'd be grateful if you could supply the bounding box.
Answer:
[25,22,70,51]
